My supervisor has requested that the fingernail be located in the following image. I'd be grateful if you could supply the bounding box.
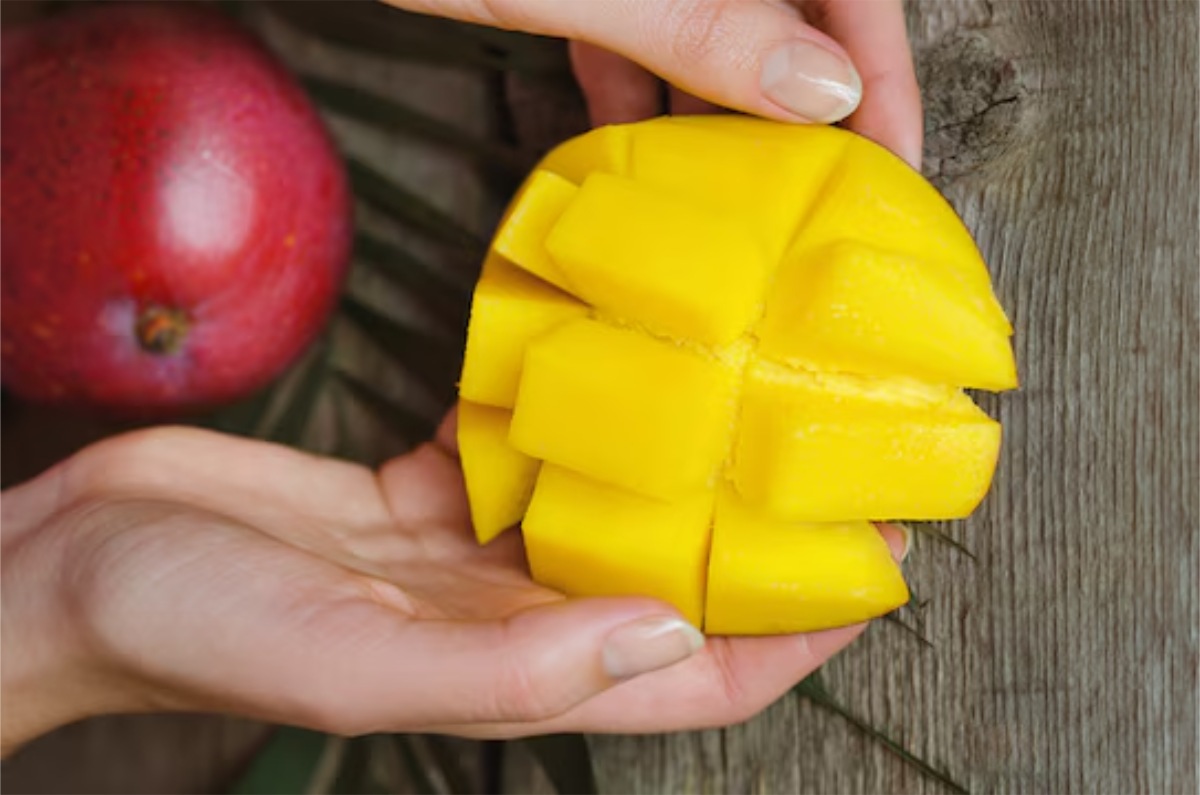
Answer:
[897,523,914,562]
[760,40,862,123]
[602,616,705,680]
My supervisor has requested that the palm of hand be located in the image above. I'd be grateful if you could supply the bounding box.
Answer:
[29,413,887,738]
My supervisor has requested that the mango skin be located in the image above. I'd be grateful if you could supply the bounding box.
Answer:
[457,116,1017,635]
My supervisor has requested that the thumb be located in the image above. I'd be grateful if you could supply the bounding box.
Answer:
[346,597,705,731]
[393,0,862,123]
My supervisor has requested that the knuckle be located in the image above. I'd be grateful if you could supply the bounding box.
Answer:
[475,0,529,28]
[708,639,754,720]
[666,0,738,65]
[490,654,559,723]
[485,618,577,723]
[63,425,207,496]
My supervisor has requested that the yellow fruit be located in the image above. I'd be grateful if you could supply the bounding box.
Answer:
[457,116,1017,635]
[546,173,770,345]
[627,118,847,261]
[459,253,587,408]
[457,401,539,544]
[524,465,713,627]
[508,318,738,500]
[538,124,631,184]
[492,170,577,291]
[732,360,1002,521]
[706,489,909,635]
[758,241,1018,390]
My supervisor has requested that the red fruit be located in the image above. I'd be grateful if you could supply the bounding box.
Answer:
[1,2,352,416]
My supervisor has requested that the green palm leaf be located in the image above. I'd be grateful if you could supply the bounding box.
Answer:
[795,672,969,794]
[339,295,462,407]
[305,76,532,176]
[335,369,438,447]
[263,343,330,447]
[262,1,567,76]
[521,734,599,795]
[353,232,474,330]
[345,158,488,255]
[228,727,333,795]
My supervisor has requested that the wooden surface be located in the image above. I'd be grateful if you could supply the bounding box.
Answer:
[590,1,1199,792]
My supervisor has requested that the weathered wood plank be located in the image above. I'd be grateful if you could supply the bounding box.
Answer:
[591,1,1198,792]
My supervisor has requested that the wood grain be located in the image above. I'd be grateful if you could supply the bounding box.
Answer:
[591,1,1199,792]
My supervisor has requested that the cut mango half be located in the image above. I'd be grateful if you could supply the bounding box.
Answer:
[457,116,1017,635]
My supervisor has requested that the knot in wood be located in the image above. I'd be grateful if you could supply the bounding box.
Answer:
[919,31,1026,184]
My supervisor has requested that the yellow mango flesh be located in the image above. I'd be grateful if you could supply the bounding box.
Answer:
[458,254,587,408]
[733,361,1002,521]
[627,119,848,261]
[546,173,770,346]
[492,169,578,291]
[538,125,631,185]
[793,135,1012,333]
[523,465,713,626]
[509,318,738,500]
[706,490,909,635]
[458,116,1017,635]
[457,401,540,544]
[758,242,1019,390]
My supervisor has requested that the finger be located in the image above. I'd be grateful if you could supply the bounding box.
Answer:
[375,440,530,573]
[434,404,459,458]
[569,41,662,126]
[321,597,704,734]
[430,525,911,736]
[387,0,862,124]
[437,624,865,738]
[668,85,724,116]
[800,0,923,167]
[62,427,391,532]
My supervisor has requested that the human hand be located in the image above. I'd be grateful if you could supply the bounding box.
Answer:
[1,412,906,755]
[385,0,923,166]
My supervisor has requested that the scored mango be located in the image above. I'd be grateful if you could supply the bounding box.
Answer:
[457,116,1017,635]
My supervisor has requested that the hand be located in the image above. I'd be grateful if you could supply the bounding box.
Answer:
[1,411,906,755]
[386,0,923,166]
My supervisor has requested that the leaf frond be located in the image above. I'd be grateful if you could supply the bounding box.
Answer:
[796,674,969,794]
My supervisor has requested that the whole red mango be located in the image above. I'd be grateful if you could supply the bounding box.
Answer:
[1,2,352,416]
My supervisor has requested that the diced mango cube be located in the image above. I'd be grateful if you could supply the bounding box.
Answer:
[459,255,588,408]
[629,119,848,260]
[509,318,738,500]
[705,490,908,635]
[733,360,1002,521]
[539,125,632,185]
[457,401,541,544]
[545,173,770,345]
[493,170,578,291]
[523,465,714,626]
[793,136,1011,333]
[757,242,1018,391]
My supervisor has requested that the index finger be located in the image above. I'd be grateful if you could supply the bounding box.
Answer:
[801,0,924,168]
